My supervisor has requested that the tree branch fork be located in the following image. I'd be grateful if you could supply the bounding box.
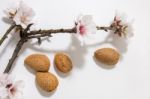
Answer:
[0,24,112,73]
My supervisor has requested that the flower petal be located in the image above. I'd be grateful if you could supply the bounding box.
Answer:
[8,80,24,99]
[0,73,13,86]
[0,87,8,99]
[110,11,134,38]
[3,0,19,19]
[14,80,25,91]
[19,1,35,20]
[85,22,97,34]
[81,15,93,26]
[76,14,83,23]
[75,14,97,44]
[13,1,35,28]
[9,91,23,99]
[115,11,127,22]
[76,34,85,46]
[126,23,134,38]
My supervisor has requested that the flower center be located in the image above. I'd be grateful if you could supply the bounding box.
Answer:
[110,17,128,37]
[6,83,16,95]
[8,10,17,18]
[10,87,16,95]
[79,25,86,35]
[6,84,12,88]
[21,16,27,23]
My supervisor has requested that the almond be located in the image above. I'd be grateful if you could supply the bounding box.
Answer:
[24,54,50,72]
[54,53,72,73]
[36,72,59,92]
[94,48,120,65]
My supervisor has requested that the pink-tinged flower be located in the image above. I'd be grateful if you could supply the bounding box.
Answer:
[110,12,133,38]
[75,14,97,45]
[13,1,35,28]
[0,73,24,99]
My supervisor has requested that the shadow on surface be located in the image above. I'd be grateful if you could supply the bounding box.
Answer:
[26,35,88,69]
[88,32,129,54]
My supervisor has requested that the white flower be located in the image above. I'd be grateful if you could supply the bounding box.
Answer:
[110,12,134,38]
[75,14,97,45]
[13,1,35,28]
[0,73,24,99]
[4,0,35,28]
[3,1,19,19]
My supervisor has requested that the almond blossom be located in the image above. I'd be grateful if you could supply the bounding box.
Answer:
[75,14,97,45]
[4,0,35,28]
[3,0,21,20]
[4,5,17,19]
[0,73,24,99]
[110,12,133,38]
[13,1,35,28]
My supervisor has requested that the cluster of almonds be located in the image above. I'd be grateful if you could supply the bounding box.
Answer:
[24,47,119,92]
[24,53,72,92]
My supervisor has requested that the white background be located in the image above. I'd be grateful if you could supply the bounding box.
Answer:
[0,0,150,99]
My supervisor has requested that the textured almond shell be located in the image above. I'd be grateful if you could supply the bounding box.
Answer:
[54,53,72,73]
[24,54,50,72]
[94,48,120,65]
[36,72,59,92]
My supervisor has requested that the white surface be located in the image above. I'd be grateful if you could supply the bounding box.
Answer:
[0,0,150,99]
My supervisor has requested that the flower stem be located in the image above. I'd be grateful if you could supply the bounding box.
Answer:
[27,26,111,38]
[96,26,112,31]
[0,23,16,46]
[28,27,76,36]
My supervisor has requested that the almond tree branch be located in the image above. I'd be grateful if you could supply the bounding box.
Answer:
[27,28,76,39]
[28,27,76,36]
[3,25,113,73]
[27,26,112,38]
[28,33,52,39]
[4,39,27,73]
[96,26,112,32]
[3,24,33,73]
[0,23,16,46]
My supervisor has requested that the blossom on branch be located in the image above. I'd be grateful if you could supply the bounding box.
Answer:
[4,4,18,19]
[110,12,133,38]
[4,1,35,28]
[0,73,24,99]
[75,14,97,45]
[13,1,35,28]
